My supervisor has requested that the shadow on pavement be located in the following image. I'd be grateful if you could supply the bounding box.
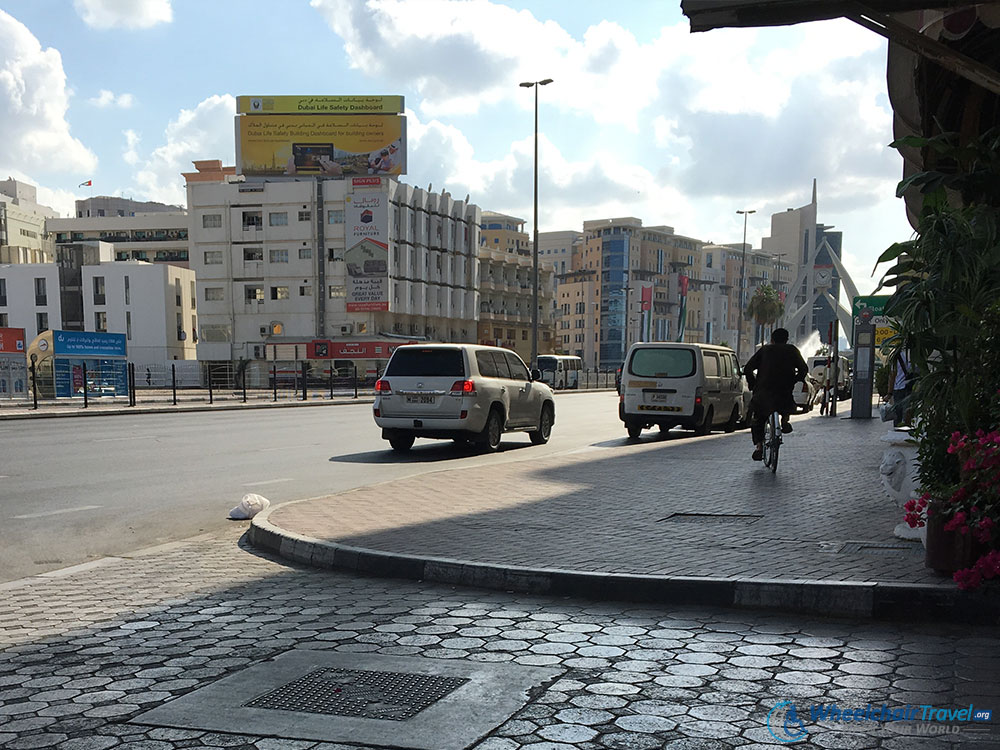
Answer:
[328,439,534,464]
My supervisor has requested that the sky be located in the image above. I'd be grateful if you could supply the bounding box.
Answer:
[0,0,919,296]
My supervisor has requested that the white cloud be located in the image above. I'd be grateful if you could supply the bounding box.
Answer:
[73,0,172,30]
[128,94,235,206]
[88,89,134,108]
[0,10,97,178]
[122,129,140,165]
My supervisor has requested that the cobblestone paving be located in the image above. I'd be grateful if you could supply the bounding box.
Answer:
[0,528,996,749]
[267,414,942,583]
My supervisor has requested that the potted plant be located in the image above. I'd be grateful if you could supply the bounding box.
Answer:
[875,127,1000,582]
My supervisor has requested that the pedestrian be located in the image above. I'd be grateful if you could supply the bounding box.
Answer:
[145,368,152,386]
[892,350,913,427]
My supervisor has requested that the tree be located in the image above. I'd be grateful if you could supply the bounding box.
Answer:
[745,284,785,345]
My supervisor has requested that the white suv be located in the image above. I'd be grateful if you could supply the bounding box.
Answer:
[373,344,556,452]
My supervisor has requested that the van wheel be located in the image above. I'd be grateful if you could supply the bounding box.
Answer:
[530,404,554,445]
[695,406,713,436]
[724,405,740,433]
[479,408,503,452]
[626,420,642,440]
[389,434,414,452]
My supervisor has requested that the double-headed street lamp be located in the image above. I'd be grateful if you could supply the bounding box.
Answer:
[520,77,553,367]
[735,208,755,362]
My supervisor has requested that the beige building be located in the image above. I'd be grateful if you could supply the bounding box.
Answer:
[47,212,191,267]
[0,178,58,265]
[477,211,555,362]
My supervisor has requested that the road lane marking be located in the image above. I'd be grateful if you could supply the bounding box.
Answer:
[12,505,103,520]
[94,435,158,442]
[256,444,318,452]
[242,478,294,487]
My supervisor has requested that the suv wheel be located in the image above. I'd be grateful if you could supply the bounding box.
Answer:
[479,408,503,452]
[389,434,415,452]
[530,404,554,445]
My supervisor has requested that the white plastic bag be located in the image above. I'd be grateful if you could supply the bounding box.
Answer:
[228,493,271,520]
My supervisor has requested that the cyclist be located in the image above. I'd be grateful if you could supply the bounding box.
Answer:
[743,328,808,461]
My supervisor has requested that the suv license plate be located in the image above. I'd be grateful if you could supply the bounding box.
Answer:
[406,395,436,404]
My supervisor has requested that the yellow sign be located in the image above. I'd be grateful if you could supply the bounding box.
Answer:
[875,326,896,347]
[236,114,406,177]
[236,95,404,115]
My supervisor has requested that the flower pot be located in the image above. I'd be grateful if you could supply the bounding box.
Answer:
[924,511,984,574]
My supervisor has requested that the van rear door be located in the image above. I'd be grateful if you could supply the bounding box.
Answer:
[626,346,698,417]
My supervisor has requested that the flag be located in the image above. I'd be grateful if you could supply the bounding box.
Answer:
[676,275,689,342]
[78,180,92,187]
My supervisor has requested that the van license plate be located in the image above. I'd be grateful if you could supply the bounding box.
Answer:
[649,393,670,403]
[406,395,436,404]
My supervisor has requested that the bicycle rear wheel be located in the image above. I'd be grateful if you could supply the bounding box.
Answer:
[763,410,781,473]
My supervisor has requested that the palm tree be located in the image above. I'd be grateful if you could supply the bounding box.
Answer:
[746,284,785,346]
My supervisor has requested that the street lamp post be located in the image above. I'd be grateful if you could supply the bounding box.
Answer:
[520,78,553,367]
[735,209,755,362]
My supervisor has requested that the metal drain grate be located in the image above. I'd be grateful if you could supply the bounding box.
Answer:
[839,542,922,556]
[658,513,762,525]
[244,668,469,721]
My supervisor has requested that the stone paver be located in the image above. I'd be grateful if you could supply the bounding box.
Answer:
[0,527,997,749]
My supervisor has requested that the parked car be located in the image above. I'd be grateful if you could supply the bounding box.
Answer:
[808,355,852,400]
[793,375,818,413]
[619,342,747,439]
[373,344,556,452]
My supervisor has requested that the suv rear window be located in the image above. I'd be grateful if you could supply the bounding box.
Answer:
[385,348,466,377]
[629,348,696,378]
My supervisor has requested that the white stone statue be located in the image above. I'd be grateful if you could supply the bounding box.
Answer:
[879,429,924,542]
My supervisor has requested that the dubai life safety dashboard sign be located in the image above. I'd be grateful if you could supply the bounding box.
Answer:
[345,193,390,312]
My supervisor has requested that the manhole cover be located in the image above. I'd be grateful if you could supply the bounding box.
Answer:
[244,668,468,720]
[658,513,762,525]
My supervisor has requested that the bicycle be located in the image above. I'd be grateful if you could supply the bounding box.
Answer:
[761,409,783,473]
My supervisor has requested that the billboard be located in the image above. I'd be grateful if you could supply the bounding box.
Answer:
[52,330,127,358]
[237,95,404,115]
[236,114,406,177]
[0,327,25,354]
[345,192,390,312]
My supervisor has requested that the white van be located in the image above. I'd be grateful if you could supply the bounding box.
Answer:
[808,355,852,400]
[618,342,747,439]
[536,355,582,389]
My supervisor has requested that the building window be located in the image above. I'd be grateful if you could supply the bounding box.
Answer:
[242,211,262,230]
[328,285,345,299]
[245,286,263,302]
[95,311,107,332]
[269,249,289,263]
[269,211,288,226]
[327,209,345,224]
[202,213,222,228]
[299,247,313,260]
[0,313,7,327]
[298,210,311,222]
[243,247,263,262]
[177,312,184,341]
[34,278,47,306]
[90,276,105,305]
[299,285,312,296]
[36,312,48,333]
[204,251,223,265]
[175,278,182,307]
[191,315,198,342]
[124,276,130,305]
[271,286,290,300]
[190,280,196,308]
[205,287,224,301]
[0,278,6,306]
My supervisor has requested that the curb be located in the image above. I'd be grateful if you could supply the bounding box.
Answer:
[0,398,375,420]
[248,503,1000,625]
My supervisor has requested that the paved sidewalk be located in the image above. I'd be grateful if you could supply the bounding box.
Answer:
[250,413,1000,623]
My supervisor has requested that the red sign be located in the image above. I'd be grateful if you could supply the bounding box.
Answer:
[0,327,26,354]
[640,285,653,312]
[306,340,417,359]
[352,176,382,187]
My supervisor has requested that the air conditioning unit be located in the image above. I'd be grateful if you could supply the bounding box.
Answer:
[339,323,353,335]
[259,325,269,337]
[252,344,265,359]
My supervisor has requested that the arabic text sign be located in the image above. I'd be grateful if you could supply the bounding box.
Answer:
[0,327,26,354]
[236,114,406,177]
[237,95,404,115]
[52,330,127,358]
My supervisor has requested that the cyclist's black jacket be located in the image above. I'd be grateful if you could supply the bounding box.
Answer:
[744,343,808,415]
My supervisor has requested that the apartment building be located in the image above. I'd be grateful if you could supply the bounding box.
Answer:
[188,172,481,366]
[47,212,191,267]
[0,178,58,264]
[75,195,183,218]
[477,211,555,361]
[0,263,61,338]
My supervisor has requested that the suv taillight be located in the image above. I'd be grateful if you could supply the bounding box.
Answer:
[375,379,392,394]
[450,379,475,395]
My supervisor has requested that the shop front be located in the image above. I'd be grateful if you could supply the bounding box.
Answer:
[0,327,27,399]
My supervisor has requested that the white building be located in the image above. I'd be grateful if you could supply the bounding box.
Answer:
[47,212,191,267]
[81,261,197,366]
[0,263,61,337]
[75,195,183,218]
[187,173,481,363]
[538,230,583,279]
[0,178,58,264]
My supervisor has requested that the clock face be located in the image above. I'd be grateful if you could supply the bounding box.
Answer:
[815,268,832,286]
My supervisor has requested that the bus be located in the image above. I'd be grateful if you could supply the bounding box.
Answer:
[537,354,583,390]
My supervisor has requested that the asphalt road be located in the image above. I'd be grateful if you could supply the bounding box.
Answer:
[0,391,627,582]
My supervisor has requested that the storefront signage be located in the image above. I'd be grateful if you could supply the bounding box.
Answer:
[52,330,127,358]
